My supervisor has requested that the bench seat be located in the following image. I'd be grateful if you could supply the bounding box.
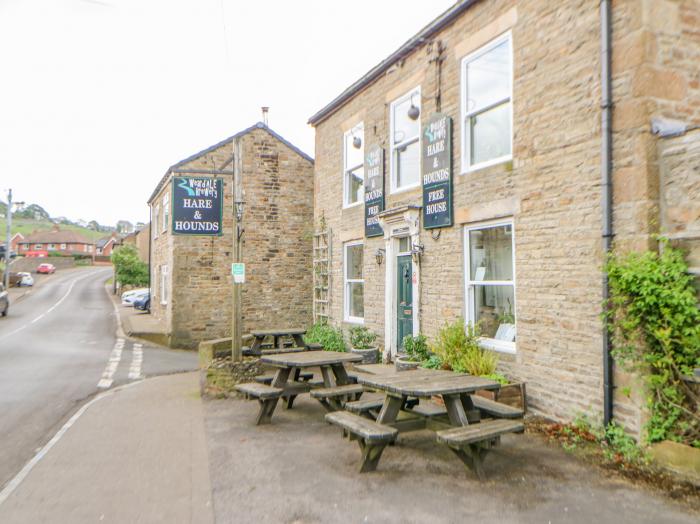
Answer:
[407,402,447,418]
[471,396,524,419]
[345,396,384,416]
[311,383,363,400]
[325,411,398,443]
[255,371,314,384]
[437,419,524,448]
[235,382,283,400]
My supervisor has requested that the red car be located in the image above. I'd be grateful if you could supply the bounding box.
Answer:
[37,263,56,274]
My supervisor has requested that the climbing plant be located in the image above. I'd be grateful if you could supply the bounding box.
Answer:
[605,241,700,447]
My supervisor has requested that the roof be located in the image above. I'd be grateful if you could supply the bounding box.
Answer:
[20,229,92,245]
[147,122,314,204]
[96,236,118,248]
[308,0,479,126]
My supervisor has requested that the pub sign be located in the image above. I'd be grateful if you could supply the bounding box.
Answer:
[421,113,453,229]
[171,177,223,235]
[364,145,385,238]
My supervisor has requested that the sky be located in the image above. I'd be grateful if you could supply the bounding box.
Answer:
[0,0,456,226]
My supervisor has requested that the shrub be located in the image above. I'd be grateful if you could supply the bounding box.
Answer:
[421,354,443,369]
[111,244,148,288]
[403,334,430,362]
[431,320,498,376]
[605,241,700,447]
[304,322,346,352]
[348,326,377,349]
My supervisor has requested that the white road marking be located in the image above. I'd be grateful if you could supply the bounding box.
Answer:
[128,343,143,380]
[97,338,124,389]
[0,380,143,508]
[0,273,94,343]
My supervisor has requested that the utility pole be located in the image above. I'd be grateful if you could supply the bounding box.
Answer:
[3,189,12,290]
[231,137,244,362]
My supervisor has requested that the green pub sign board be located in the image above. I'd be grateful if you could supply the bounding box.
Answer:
[421,113,453,229]
[171,177,224,235]
[364,145,385,238]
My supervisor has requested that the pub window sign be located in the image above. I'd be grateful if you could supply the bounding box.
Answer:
[171,177,224,235]
[421,113,453,229]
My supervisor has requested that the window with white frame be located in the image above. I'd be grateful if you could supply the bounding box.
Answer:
[344,242,364,323]
[60,243,66,250]
[34,244,42,250]
[343,123,364,207]
[162,194,170,233]
[464,221,516,352]
[153,204,159,239]
[160,264,168,305]
[48,244,55,250]
[390,87,421,192]
[461,33,512,171]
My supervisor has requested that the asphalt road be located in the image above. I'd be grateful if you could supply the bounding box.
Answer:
[0,266,197,492]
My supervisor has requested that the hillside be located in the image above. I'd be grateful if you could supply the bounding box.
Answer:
[0,217,107,243]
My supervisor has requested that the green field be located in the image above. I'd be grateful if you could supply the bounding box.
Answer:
[0,218,106,242]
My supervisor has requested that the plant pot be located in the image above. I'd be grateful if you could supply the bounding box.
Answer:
[475,382,527,411]
[350,346,379,364]
[395,355,420,371]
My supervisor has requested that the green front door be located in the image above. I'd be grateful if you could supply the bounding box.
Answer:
[397,255,413,351]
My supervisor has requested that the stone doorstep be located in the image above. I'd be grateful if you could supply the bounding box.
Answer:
[649,441,700,485]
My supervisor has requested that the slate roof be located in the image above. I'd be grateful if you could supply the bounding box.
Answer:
[147,122,314,204]
[20,229,92,245]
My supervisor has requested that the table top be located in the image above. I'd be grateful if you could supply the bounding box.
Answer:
[250,328,306,337]
[357,369,500,397]
[260,350,363,368]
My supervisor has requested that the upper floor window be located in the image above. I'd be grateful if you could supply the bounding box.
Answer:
[463,221,516,354]
[461,33,512,172]
[162,194,170,233]
[343,123,364,207]
[390,87,421,192]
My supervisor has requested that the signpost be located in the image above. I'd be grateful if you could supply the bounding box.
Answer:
[364,145,385,238]
[171,177,223,235]
[232,262,245,283]
[421,113,453,229]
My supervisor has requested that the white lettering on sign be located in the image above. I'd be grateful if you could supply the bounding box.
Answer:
[174,221,220,232]
[425,202,447,215]
[182,198,214,209]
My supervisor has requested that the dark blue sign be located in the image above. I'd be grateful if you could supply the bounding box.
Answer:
[171,177,223,235]
[364,145,385,238]
[422,114,453,229]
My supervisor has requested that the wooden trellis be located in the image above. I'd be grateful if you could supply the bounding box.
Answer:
[313,229,331,323]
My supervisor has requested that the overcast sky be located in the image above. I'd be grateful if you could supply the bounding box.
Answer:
[0,0,456,226]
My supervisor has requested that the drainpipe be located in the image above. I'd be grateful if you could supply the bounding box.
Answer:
[600,0,614,426]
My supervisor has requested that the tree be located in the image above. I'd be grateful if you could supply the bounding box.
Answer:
[111,244,148,288]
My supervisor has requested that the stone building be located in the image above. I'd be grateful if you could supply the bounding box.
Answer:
[308,0,700,434]
[147,122,314,349]
[121,224,150,262]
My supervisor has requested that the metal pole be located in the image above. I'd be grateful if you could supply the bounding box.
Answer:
[231,137,243,361]
[4,189,12,290]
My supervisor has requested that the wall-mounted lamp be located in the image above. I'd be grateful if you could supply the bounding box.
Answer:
[410,242,424,263]
[375,248,385,266]
[407,94,420,121]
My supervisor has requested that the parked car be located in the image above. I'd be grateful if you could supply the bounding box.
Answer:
[37,263,56,274]
[0,283,8,317]
[16,272,34,287]
[133,292,150,311]
[122,288,149,306]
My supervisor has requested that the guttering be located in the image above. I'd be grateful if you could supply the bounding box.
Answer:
[600,0,614,426]
[307,0,480,126]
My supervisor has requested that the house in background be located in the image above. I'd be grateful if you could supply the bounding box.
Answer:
[121,224,150,262]
[308,0,700,436]
[96,232,119,257]
[147,122,314,349]
[18,226,94,257]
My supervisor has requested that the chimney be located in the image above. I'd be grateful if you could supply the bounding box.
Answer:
[261,106,269,126]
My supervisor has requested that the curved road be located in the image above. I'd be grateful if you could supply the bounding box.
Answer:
[0,266,197,491]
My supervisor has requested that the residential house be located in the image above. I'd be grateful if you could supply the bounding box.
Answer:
[147,122,314,349]
[308,0,700,435]
[121,224,150,262]
[96,233,119,257]
[18,227,94,257]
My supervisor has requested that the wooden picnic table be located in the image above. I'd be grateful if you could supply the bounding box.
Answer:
[246,328,308,355]
[247,351,364,423]
[327,369,523,477]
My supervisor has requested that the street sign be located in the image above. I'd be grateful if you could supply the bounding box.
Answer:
[364,145,385,238]
[421,113,453,229]
[232,262,245,283]
[171,177,224,236]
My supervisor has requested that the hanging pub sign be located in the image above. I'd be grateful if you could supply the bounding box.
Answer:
[421,113,453,229]
[171,177,223,235]
[364,145,385,238]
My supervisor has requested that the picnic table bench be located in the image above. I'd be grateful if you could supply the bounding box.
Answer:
[235,350,363,424]
[242,328,321,356]
[326,369,525,479]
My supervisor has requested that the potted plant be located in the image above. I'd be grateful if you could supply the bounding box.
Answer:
[348,326,378,364]
[395,334,430,371]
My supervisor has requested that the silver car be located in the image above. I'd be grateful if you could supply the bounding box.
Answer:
[0,283,8,317]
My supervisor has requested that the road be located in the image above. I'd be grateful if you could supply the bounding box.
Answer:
[0,266,197,492]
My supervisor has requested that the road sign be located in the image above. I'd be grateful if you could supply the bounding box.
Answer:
[232,263,245,283]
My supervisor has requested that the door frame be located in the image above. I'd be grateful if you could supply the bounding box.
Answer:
[377,205,421,360]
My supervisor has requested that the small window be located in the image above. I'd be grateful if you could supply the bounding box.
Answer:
[390,87,421,192]
[464,221,516,353]
[344,242,364,323]
[343,123,364,207]
[161,264,169,305]
[34,244,42,250]
[461,33,512,171]
[48,244,55,250]
[60,243,66,250]
[153,205,159,239]
[162,194,170,233]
